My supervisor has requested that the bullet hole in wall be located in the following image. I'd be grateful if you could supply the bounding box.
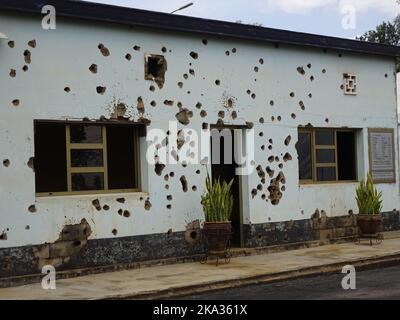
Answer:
[149,85,156,92]
[96,86,106,94]
[290,92,295,98]
[225,50,230,56]
[190,51,198,59]
[169,172,175,177]
[28,40,36,48]
[3,159,10,167]
[297,66,305,75]
[155,162,166,176]
[92,199,101,211]
[164,100,174,106]
[310,76,314,82]
[322,69,326,74]
[299,101,305,110]
[145,198,152,211]
[22,65,28,72]
[98,43,110,56]
[251,188,257,198]
[202,39,208,45]
[215,80,221,86]
[133,45,141,51]
[178,82,183,88]
[167,195,173,201]
[259,58,264,64]
[308,93,313,98]
[125,53,132,61]
[189,69,195,76]
[277,116,282,121]
[89,64,98,73]
[291,113,296,119]
[254,66,259,72]
[25,225,30,230]
[283,152,292,162]
[284,135,291,146]
[28,205,37,213]
[116,197,125,204]
[9,69,16,78]
[200,110,207,118]
[180,176,188,192]
[64,87,71,93]
[12,99,20,107]
[270,100,274,106]
[385,74,388,78]
[0,231,7,240]
[118,209,123,216]
[103,205,110,211]
[266,166,274,178]
[161,46,167,53]
[192,186,197,191]
[27,157,34,171]
[251,93,256,99]
[175,108,193,125]
[23,50,31,64]
[123,210,130,218]
[150,100,157,107]
[8,40,14,48]
[232,48,237,53]
[218,111,225,118]
[268,156,274,163]
[112,229,118,236]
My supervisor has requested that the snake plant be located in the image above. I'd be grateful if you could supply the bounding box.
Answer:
[201,173,234,222]
[355,173,383,215]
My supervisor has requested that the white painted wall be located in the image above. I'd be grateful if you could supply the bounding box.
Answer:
[0,12,399,248]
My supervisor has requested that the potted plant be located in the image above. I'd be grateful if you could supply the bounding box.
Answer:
[355,173,383,235]
[201,173,234,252]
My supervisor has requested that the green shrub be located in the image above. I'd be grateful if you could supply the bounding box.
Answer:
[201,172,233,222]
[355,173,383,215]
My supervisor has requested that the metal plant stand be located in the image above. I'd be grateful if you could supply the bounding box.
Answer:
[358,233,384,245]
[201,232,233,266]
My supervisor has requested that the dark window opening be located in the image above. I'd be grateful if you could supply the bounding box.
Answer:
[337,131,356,180]
[34,123,67,193]
[34,122,142,195]
[107,126,139,190]
[297,128,357,183]
[297,132,312,180]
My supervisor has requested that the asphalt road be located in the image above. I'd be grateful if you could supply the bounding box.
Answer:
[179,265,400,300]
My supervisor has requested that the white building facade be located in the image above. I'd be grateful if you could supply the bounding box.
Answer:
[0,0,400,282]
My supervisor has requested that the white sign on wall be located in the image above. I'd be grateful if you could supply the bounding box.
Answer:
[368,128,396,183]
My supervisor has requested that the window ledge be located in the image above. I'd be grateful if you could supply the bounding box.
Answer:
[36,191,149,201]
[299,181,358,187]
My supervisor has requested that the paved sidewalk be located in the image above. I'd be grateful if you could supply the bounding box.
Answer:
[1,236,400,300]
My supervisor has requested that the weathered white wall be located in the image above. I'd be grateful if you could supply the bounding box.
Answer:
[0,12,398,248]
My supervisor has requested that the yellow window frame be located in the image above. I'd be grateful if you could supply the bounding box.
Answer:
[299,128,357,184]
[36,123,141,197]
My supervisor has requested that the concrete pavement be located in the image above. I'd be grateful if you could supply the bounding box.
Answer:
[1,233,400,300]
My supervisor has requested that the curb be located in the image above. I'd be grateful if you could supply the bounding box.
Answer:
[101,252,400,300]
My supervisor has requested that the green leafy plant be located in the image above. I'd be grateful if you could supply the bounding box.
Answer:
[201,173,234,222]
[355,173,383,215]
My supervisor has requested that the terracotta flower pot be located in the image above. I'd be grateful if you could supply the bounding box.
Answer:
[357,214,382,235]
[203,222,232,252]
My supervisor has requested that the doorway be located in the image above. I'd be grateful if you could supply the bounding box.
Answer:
[210,126,243,248]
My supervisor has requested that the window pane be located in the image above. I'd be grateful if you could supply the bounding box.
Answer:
[297,132,312,180]
[34,123,67,193]
[316,149,335,163]
[317,167,336,181]
[107,126,138,189]
[337,131,356,180]
[72,173,104,191]
[315,130,334,145]
[71,149,103,167]
[70,125,102,143]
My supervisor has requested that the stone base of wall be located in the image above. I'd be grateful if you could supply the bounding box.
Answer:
[1,211,399,283]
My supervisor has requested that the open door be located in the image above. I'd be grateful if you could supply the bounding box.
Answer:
[211,127,243,247]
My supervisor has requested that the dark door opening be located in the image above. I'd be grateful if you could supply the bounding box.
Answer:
[211,128,243,248]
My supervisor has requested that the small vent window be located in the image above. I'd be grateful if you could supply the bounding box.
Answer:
[343,73,357,95]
